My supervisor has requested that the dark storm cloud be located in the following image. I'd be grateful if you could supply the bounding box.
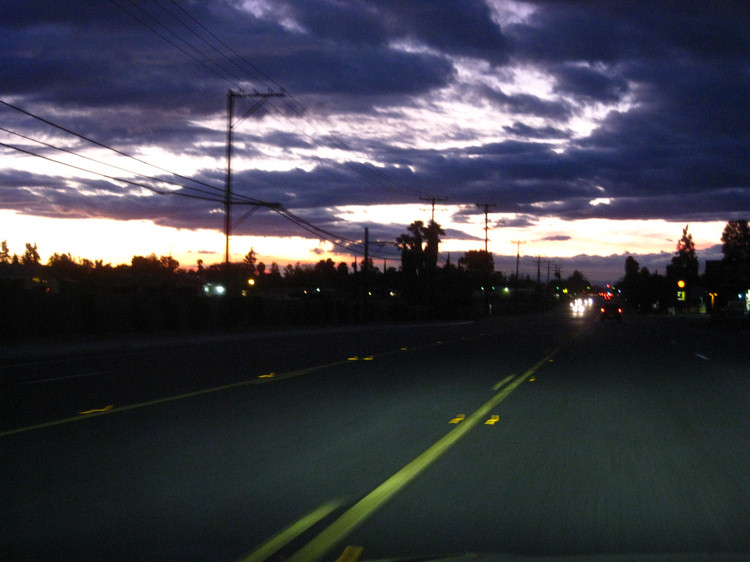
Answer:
[502,122,570,139]
[2,0,750,246]
[505,1,750,217]
[553,64,628,103]
[471,84,573,120]
[285,0,510,63]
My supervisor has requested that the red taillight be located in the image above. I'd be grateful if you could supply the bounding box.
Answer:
[618,308,622,313]
[600,307,605,313]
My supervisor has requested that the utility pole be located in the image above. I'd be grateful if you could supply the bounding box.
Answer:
[511,240,526,289]
[362,227,370,319]
[225,88,284,284]
[475,203,497,315]
[537,255,541,288]
[476,203,497,253]
[420,196,448,222]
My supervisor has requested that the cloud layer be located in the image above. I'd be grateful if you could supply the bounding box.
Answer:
[1,0,748,257]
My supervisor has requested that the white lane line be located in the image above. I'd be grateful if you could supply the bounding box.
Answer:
[694,353,709,360]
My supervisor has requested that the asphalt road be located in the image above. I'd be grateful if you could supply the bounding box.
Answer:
[2,307,750,562]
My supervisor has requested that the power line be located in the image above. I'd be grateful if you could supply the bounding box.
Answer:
[0,125,226,202]
[0,99,232,197]
[109,0,241,88]
[108,0,418,250]
[7,2,419,266]
[117,0,418,199]
[0,135,377,258]
[0,99,283,211]
[0,98,370,256]
[0,140,223,203]
[162,0,283,91]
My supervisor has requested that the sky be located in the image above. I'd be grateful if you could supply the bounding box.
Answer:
[2,0,749,284]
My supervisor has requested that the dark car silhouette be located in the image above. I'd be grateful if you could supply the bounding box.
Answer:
[600,301,622,321]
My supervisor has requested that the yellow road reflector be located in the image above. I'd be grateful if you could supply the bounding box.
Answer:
[258,373,275,378]
[529,377,536,381]
[449,414,465,424]
[363,356,374,361]
[485,415,500,425]
[78,405,113,415]
[400,347,408,351]
[348,356,359,361]
[335,545,364,562]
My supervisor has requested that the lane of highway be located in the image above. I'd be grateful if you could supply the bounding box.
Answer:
[3,313,574,562]
[338,313,750,560]
[1,315,573,435]
[3,309,749,562]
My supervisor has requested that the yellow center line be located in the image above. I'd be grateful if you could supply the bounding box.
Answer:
[237,498,345,562]
[334,545,364,562]
[79,405,114,414]
[286,324,589,562]
[492,374,514,391]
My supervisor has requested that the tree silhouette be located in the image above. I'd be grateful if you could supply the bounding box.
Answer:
[667,225,698,281]
[0,240,10,264]
[622,255,641,305]
[395,221,425,280]
[21,242,40,265]
[159,255,179,273]
[458,250,494,279]
[131,253,178,274]
[243,248,258,275]
[423,220,445,273]
[721,219,750,263]
[564,270,590,295]
[666,225,698,306]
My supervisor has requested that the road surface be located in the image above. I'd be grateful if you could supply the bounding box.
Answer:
[2,307,750,561]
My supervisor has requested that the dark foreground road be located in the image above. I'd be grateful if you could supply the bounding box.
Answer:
[2,308,750,562]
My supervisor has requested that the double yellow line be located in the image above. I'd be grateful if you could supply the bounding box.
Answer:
[247,328,587,562]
